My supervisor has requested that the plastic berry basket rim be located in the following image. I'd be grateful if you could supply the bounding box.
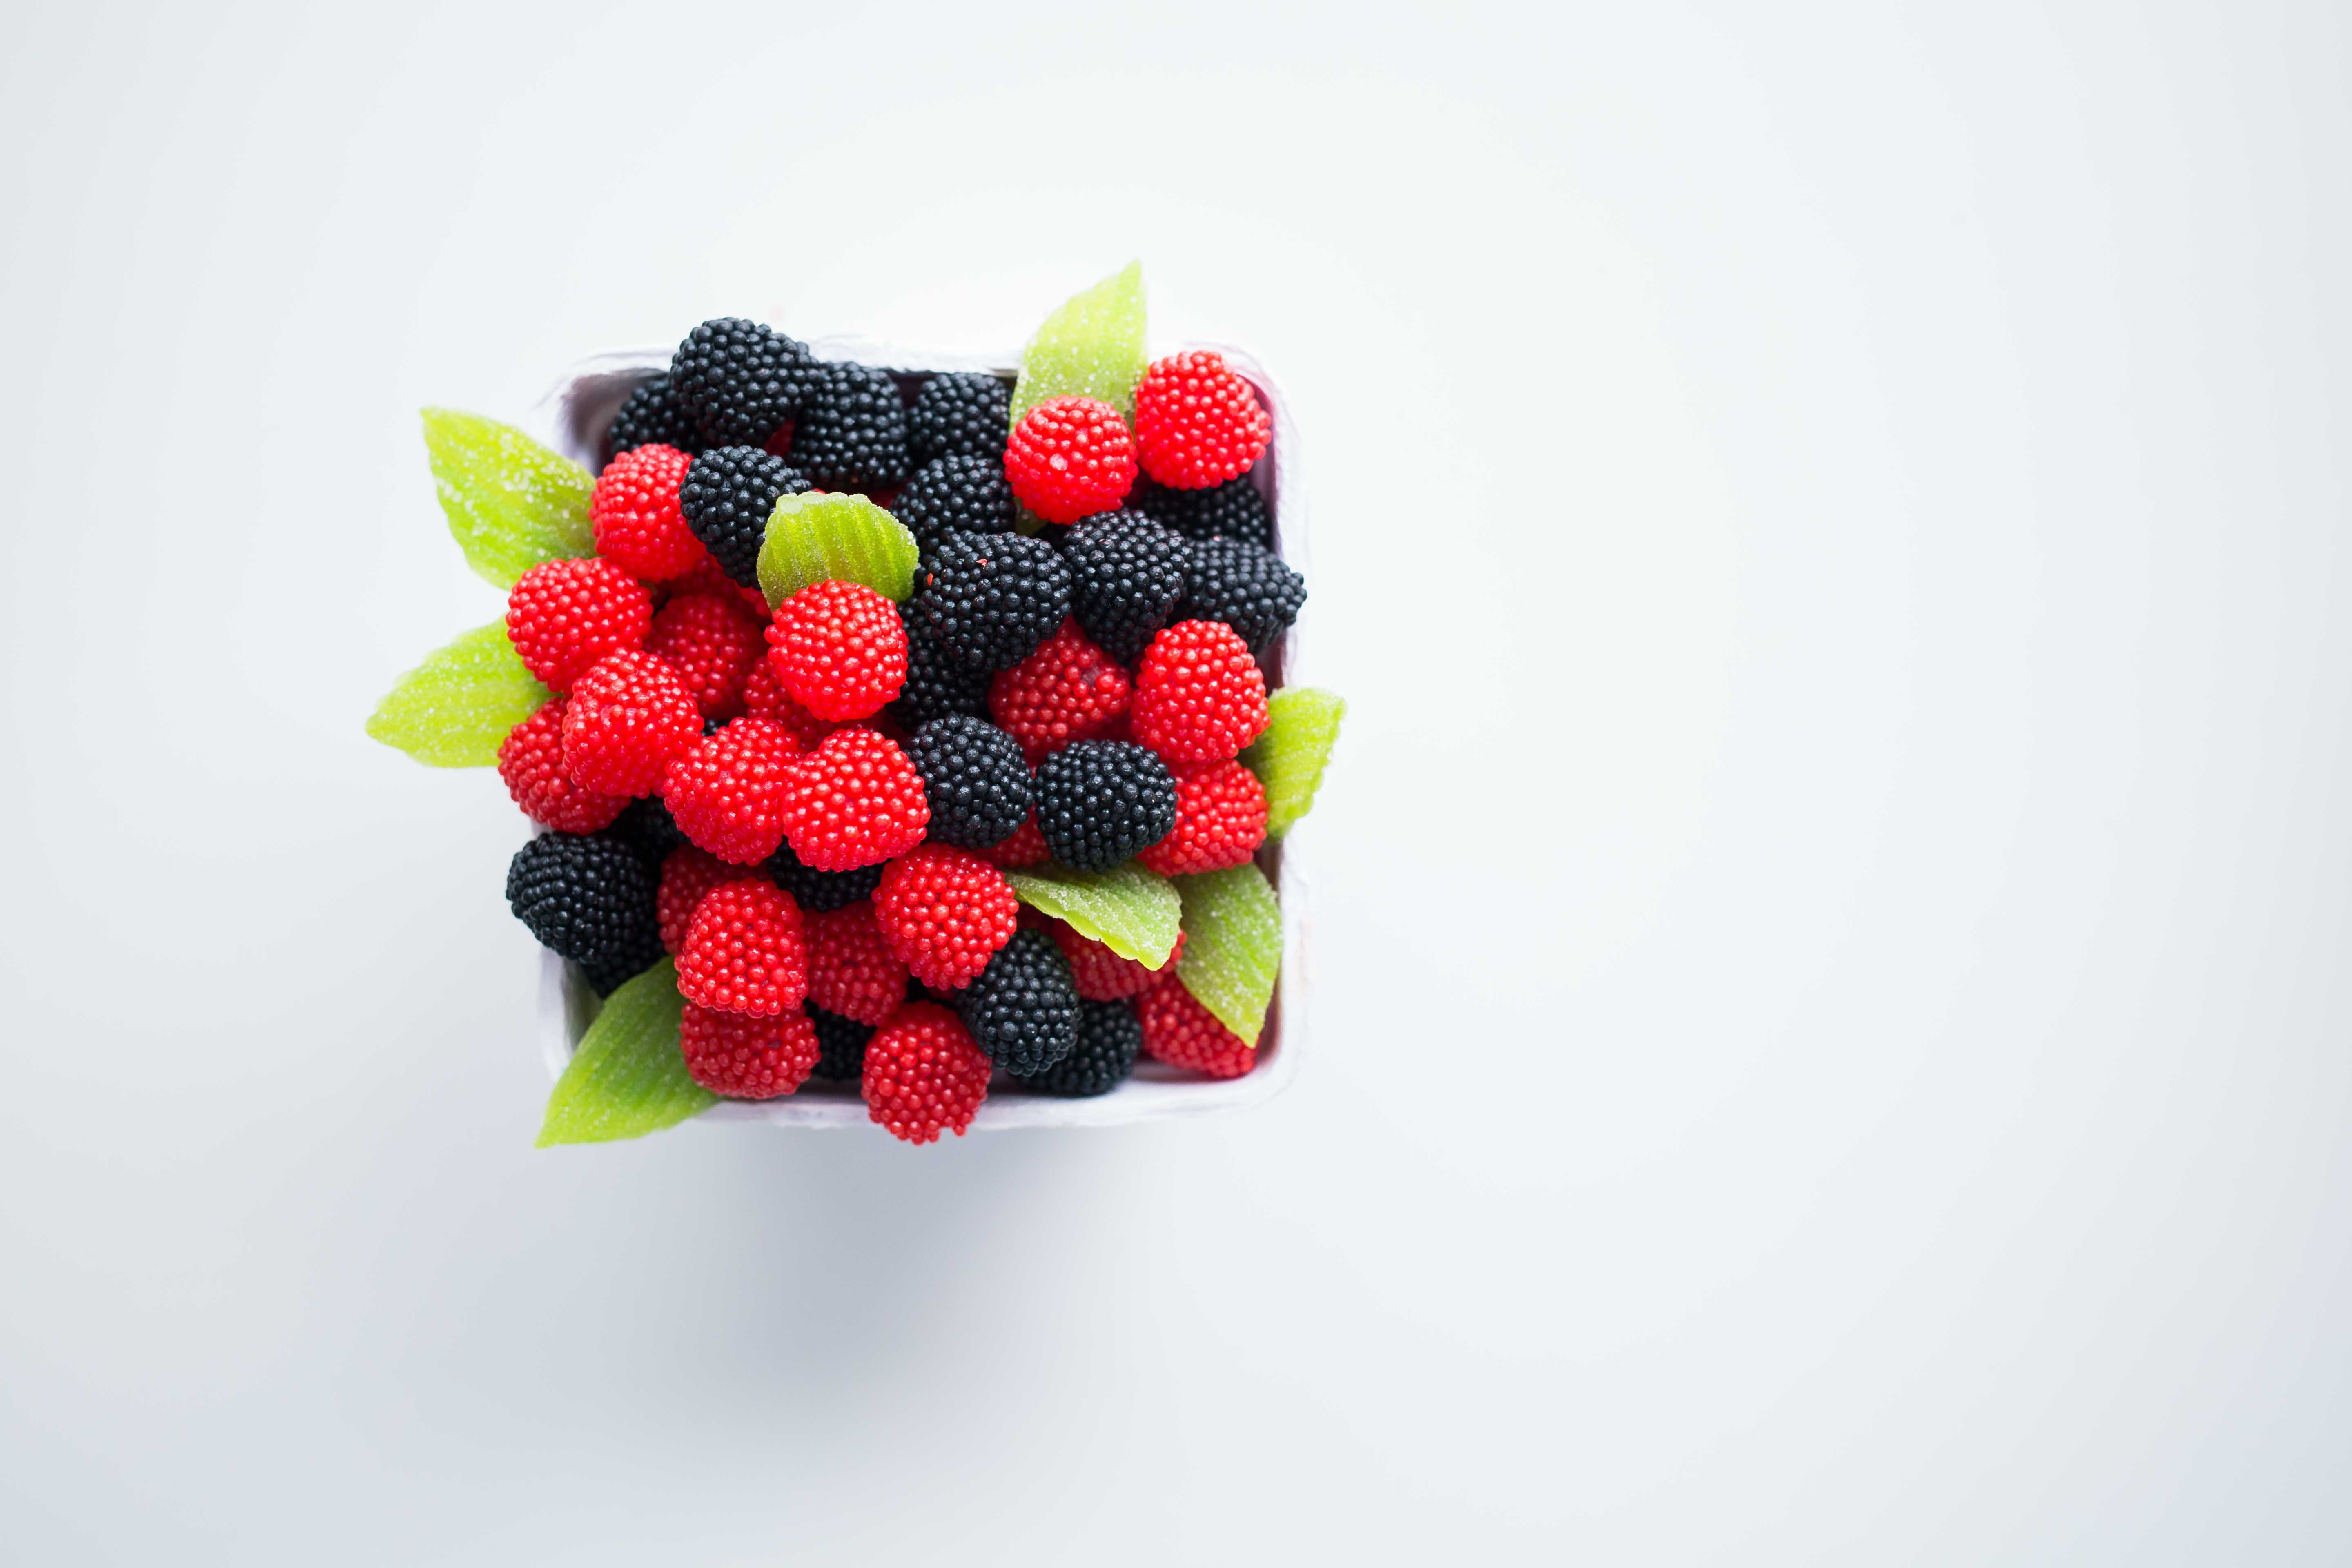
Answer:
[530,336,1312,1130]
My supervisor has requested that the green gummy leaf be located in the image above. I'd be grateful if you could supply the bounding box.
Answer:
[1242,687,1346,840]
[1004,861,1180,968]
[1011,261,1148,427]
[758,491,920,606]
[365,622,550,767]
[421,408,595,590]
[535,960,715,1147]
[1175,864,1282,1044]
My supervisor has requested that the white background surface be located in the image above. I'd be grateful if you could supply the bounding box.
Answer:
[3,2,2347,1562]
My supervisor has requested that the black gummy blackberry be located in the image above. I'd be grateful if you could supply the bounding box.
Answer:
[887,600,993,727]
[601,795,688,875]
[1132,474,1275,549]
[679,446,811,587]
[914,530,1071,671]
[1180,536,1307,653]
[806,1004,874,1081]
[602,374,700,464]
[1064,510,1187,662]
[579,915,666,997]
[893,454,1013,550]
[953,929,1080,1076]
[908,371,1010,464]
[1034,742,1178,871]
[789,362,911,492]
[907,715,1032,849]
[668,318,819,448]
[506,833,659,966]
[1013,998,1142,1097]
[765,842,885,913]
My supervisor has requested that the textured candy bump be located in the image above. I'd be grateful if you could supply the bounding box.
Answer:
[988,619,1132,766]
[871,843,1020,991]
[368,622,550,768]
[806,1004,875,1082]
[1012,998,1143,1097]
[421,408,595,590]
[1004,396,1137,526]
[757,491,920,606]
[791,361,912,492]
[780,728,930,871]
[560,650,704,797]
[682,445,812,588]
[907,715,1033,849]
[1003,860,1180,968]
[1129,620,1269,765]
[506,833,659,966]
[660,717,801,865]
[669,317,819,448]
[656,844,735,955]
[676,877,808,1017]
[1172,861,1280,1042]
[862,1001,993,1144]
[1131,350,1272,490]
[1241,686,1345,840]
[504,557,655,693]
[591,442,709,581]
[952,929,1080,1077]
[915,530,1071,672]
[537,960,716,1146]
[1136,760,1267,877]
[1011,261,1147,427]
[766,579,909,722]
[646,591,766,720]
[910,372,1012,465]
[602,376,701,464]
[805,900,911,1026]
[1042,916,1184,1002]
[679,1003,820,1099]
[1135,974,1256,1079]
[497,699,628,833]
[1064,510,1187,662]
[1033,741,1178,872]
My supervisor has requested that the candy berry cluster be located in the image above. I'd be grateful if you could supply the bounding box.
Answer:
[372,267,1341,1149]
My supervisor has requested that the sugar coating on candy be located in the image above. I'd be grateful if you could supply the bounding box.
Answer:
[592,443,710,581]
[871,843,1019,990]
[670,318,819,448]
[681,445,813,588]
[806,1003,875,1081]
[909,372,1011,465]
[603,376,702,465]
[804,900,911,1026]
[889,600,993,728]
[676,877,808,1017]
[680,1002,820,1098]
[497,700,627,834]
[646,591,766,720]
[1045,917,1185,1002]
[1003,395,1138,525]
[1132,350,1272,490]
[974,809,1050,869]
[756,491,920,607]
[660,717,801,865]
[1065,510,1187,662]
[421,408,596,592]
[1130,474,1274,549]
[766,840,886,913]
[579,914,667,998]
[767,579,909,722]
[1013,997,1143,1097]
[504,557,653,693]
[989,619,1133,765]
[915,530,1071,672]
[1171,860,1281,1042]
[780,728,930,871]
[1128,620,1268,765]
[1241,686,1344,840]
[862,1001,993,1144]
[1136,759,1267,877]
[506,832,659,966]
[1011,262,1147,427]
[1135,975,1256,1079]
[1178,536,1306,655]
[894,454,1014,550]
[907,715,1033,849]
[952,928,1080,1076]
[1033,741,1178,872]
[657,844,734,954]
[368,622,554,769]
[560,650,704,797]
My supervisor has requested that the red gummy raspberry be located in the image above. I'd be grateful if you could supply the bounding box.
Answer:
[988,619,1131,765]
[973,809,1050,869]
[804,900,911,1025]
[1135,976,1256,1078]
[505,557,653,693]
[496,699,626,833]
[739,657,839,748]
[670,558,776,621]
[680,1002,820,1098]
[591,443,710,581]
[676,878,807,1016]
[862,1001,993,1144]
[1131,351,1272,490]
[660,717,801,865]
[1004,395,1137,524]
[1129,620,1268,764]
[766,579,909,722]
[1045,917,1185,1002]
[657,844,735,955]
[560,650,704,796]
[1136,760,1267,876]
[646,592,766,721]
[781,728,930,871]
[871,843,1019,990]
